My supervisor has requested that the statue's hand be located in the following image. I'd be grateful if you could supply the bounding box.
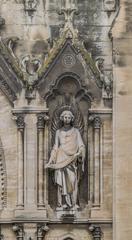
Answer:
[73,152,80,159]
[45,160,54,168]
[45,162,50,168]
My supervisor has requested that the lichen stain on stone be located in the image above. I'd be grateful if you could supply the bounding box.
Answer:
[32,40,49,55]
[125,2,132,34]
[116,57,126,67]
[118,91,127,96]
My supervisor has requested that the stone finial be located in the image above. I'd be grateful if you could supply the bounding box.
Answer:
[58,0,79,39]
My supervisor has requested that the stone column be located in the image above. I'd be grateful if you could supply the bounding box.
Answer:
[25,114,37,209]
[13,107,48,218]
[12,224,24,240]
[37,114,49,208]
[16,115,25,208]
[37,114,45,208]
[37,224,49,240]
[44,119,49,206]
[93,116,102,207]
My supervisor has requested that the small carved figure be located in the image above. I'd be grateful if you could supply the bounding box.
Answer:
[46,110,85,209]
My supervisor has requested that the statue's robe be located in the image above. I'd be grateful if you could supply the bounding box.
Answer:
[48,127,85,206]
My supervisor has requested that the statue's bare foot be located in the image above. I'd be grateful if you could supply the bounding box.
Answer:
[57,203,62,208]
[62,204,68,209]
[73,204,80,210]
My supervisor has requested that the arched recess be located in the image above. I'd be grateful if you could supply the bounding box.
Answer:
[47,73,91,209]
[0,138,7,208]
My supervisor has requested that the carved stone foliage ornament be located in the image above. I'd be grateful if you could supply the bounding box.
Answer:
[21,55,41,100]
[12,224,24,240]
[15,114,25,131]
[37,113,49,130]
[96,58,112,99]
[0,38,22,104]
[89,225,103,240]
[37,224,49,240]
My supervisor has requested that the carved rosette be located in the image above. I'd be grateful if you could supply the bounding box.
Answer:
[37,224,49,240]
[89,225,102,240]
[13,224,24,240]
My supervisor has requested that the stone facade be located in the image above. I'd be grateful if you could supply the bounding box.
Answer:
[0,0,130,240]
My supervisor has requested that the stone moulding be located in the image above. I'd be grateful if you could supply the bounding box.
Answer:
[38,37,102,89]
[0,138,7,208]
[0,39,23,104]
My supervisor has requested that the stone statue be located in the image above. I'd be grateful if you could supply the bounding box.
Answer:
[46,110,85,209]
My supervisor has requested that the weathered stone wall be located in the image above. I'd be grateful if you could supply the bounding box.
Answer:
[0,0,114,65]
[0,0,124,240]
[113,1,132,239]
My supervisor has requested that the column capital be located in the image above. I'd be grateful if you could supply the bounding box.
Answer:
[37,224,49,239]
[37,113,49,130]
[12,114,25,131]
[89,225,102,240]
[12,224,24,239]
[93,116,102,129]
[88,115,102,129]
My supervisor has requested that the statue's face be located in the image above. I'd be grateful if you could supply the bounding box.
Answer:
[63,113,72,124]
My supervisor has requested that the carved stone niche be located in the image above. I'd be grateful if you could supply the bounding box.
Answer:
[47,78,91,211]
[37,35,102,214]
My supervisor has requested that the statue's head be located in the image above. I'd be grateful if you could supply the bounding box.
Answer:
[60,110,74,125]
